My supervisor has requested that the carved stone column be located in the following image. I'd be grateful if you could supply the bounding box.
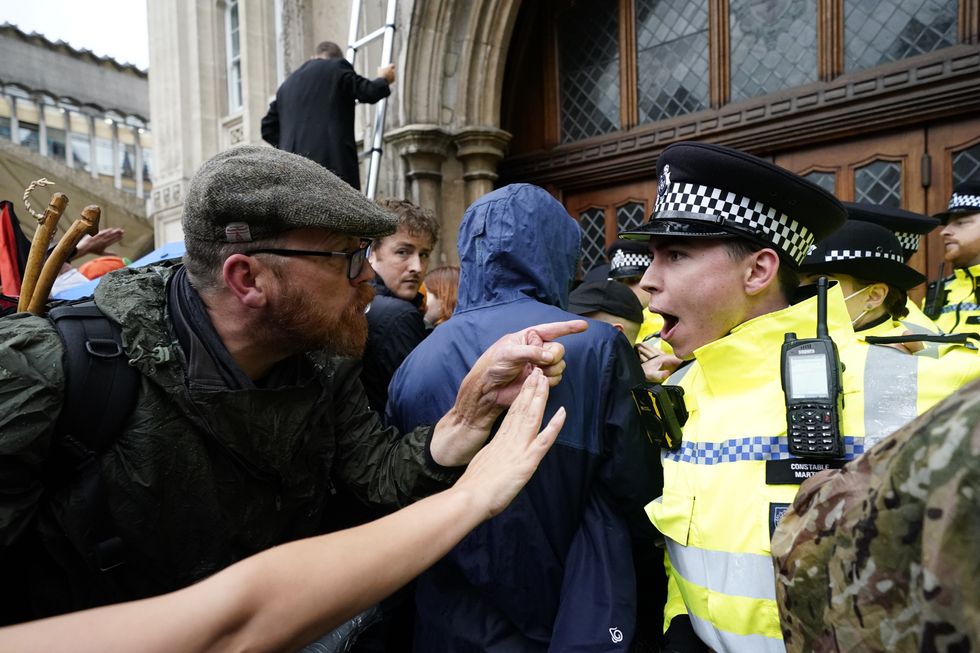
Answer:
[454,127,511,207]
[387,124,452,258]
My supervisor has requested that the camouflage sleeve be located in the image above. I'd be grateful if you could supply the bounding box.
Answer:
[329,358,460,509]
[0,313,65,546]
[773,378,980,653]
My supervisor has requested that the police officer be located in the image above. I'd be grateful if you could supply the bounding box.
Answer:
[800,217,978,425]
[839,201,941,335]
[928,180,980,333]
[800,216,926,337]
[621,142,877,652]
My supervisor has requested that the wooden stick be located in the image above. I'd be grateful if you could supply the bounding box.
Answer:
[17,192,69,312]
[27,205,101,315]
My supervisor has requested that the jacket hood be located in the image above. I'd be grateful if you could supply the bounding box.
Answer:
[456,184,581,311]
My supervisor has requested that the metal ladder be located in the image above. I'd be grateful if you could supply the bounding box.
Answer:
[347,0,397,200]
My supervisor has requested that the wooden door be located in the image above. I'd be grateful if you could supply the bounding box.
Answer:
[564,180,658,277]
[775,129,931,298]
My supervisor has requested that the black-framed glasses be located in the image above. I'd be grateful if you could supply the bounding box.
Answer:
[245,239,372,280]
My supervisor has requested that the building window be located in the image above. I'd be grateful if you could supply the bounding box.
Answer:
[578,206,607,273]
[952,143,980,186]
[71,133,92,172]
[854,159,902,206]
[729,0,817,102]
[143,147,153,184]
[18,123,39,152]
[0,116,9,140]
[46,127,67,162]
[95,137,114,176]
[558,0,620,143]
[226,0,243,113]
[844,0,957,73]
[541,0,962,146]
[120,143,136,180]
[636,0,709,123]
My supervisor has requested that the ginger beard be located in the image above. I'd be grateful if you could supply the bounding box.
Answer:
[266,273,376,357]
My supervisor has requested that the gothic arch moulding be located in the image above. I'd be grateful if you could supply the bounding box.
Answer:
[399,0,523,130]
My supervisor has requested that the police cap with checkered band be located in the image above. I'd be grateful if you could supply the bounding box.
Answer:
[800,219,926,290]
[620,141,846,269]
[932,180,980,224]
[607,239,652,279]
[843,202,938,262]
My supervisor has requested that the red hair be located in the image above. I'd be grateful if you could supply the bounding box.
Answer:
[423,266,460,325]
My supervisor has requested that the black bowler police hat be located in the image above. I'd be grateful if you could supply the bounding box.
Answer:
[620,142,846,269]
[933,180,980,224]
[843,202,938,261]
[607,239,652,279]
[568,278,645,325]
[800,220,926,291]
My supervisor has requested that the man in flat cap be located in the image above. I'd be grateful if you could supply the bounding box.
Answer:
[0,146,584,627]
[620,142,894,652]
[928,180,980,333]
[387,183,662,652]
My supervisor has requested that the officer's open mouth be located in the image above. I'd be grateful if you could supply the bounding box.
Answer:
[659,312,679,339]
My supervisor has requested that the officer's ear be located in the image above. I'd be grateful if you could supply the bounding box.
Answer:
[743,248,780,297]
[223,253,275,308]
[865,282,889,309]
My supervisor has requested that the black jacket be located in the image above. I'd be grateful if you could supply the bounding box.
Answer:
[360,278,427,414]
[261,57,390,190]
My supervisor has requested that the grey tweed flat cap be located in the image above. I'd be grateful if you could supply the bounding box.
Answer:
[181,145,397,243]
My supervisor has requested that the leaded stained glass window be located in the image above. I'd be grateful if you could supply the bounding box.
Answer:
[730,0,817,102]
[579,207,607,272]
[636,0,709,123]
[559,0,620,143]
[617,201,646,232]
[844,0,957,73]
[952,144,980,186]
[855,159,902,206]
[803,171,837,195]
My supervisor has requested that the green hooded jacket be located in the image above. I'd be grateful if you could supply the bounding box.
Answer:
[0,265,455,621]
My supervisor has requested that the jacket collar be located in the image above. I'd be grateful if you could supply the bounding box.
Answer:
[692,283,856,396]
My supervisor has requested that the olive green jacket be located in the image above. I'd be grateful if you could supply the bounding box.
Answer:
[0,265,453,620]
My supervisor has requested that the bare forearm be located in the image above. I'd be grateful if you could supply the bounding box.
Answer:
[0,487,484,653]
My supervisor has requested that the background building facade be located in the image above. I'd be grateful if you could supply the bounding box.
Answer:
[0,23,155,259]
[147,0,980,285]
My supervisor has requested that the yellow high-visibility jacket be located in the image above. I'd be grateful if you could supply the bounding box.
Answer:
[931,263,980,334]
[646,285,970,651]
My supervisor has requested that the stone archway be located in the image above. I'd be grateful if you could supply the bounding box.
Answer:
[386,0,521,263]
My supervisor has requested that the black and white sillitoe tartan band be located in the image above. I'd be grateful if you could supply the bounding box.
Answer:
[655,182,813,264]
[948,193,980,210]
[823,249,904,263]
[894,231,920,254]
[611,250,650,270]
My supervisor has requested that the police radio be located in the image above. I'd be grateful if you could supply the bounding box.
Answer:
[631,383,687,451]
[781,276,844,459]
[923,262,948,320]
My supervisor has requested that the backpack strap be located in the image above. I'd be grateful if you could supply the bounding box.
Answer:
[49,300,140,572]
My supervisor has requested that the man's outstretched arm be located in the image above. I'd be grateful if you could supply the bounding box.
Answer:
[0,371,566,653]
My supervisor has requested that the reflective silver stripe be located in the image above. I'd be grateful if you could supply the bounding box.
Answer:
[897,319,941,357]
[667,361,694,385]
[863,344,919,447]
[688,612,787,653]
[666,539,776,601]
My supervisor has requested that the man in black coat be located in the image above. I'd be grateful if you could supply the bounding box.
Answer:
[261,41,395,190]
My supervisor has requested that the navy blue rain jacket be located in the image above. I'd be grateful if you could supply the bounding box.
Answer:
[386,184,662,652]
